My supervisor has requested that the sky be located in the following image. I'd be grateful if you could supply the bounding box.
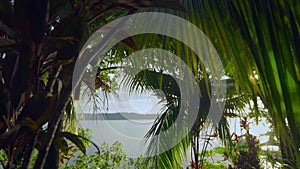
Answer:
[106,89,165,114]
[76,87,165,115]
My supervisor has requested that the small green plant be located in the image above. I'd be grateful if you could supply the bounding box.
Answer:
[202,159,229,169]
[62,141,150,169]
[63,141,125,169]
[60,128,150,169]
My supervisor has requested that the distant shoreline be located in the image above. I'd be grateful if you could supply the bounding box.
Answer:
[81,113,158,120]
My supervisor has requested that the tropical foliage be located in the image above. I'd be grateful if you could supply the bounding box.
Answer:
[0,0,299,168]
[62,129,150,169]
[0,0,183,168]
[129,0,299,168]
[63,141,151,169]
[231,117,260,169]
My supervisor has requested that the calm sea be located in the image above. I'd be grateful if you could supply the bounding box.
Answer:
[79,118,271,158]
[79,120,154,158]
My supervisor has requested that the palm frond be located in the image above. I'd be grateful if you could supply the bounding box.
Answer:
[139,0,300,167]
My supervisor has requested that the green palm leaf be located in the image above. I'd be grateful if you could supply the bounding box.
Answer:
[138,0,300,167]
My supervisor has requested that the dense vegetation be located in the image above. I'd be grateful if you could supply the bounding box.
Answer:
[0,0,299,168]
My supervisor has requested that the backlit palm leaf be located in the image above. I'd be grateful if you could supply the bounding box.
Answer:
[138,0,299,167]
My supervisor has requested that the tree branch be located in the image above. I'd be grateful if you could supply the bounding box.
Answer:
[33,85,72,169]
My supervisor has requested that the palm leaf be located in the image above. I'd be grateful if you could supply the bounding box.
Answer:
[138,0,300,167]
